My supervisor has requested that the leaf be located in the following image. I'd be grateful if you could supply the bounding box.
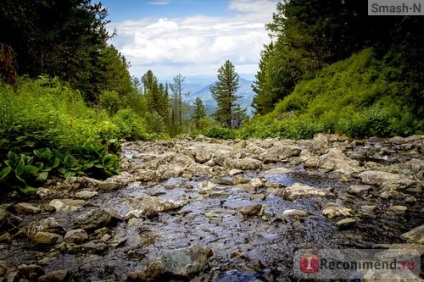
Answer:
[18,185,37,195]
[64,155,78,168]
[64,171,76,178]
[0,166,12,181]
[36,172,49,182]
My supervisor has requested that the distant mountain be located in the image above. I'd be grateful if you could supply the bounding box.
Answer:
[183,77,255,116]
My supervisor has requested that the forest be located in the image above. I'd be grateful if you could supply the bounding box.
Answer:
[0,0,423,194]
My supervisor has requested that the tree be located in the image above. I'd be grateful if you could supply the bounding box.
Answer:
[192,97,207,129]
[210,60,245,129]
[0,0,115,102]
[169,74,189,136]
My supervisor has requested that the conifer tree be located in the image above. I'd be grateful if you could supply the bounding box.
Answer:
[210,60,245,128]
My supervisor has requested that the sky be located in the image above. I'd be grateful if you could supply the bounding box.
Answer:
[97,0,280,80]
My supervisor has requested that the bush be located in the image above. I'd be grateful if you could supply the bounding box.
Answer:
[112,109,149,140]
[203,126,238,139]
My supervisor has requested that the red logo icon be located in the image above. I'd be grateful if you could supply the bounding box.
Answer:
[300,254,319,273]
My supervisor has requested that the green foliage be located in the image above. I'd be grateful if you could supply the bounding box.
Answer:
[112,109,149,140]
[203,126,237,140]
[99,90,120,115]
[244,49,423,139]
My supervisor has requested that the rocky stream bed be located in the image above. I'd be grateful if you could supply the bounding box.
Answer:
[0,134,423,281]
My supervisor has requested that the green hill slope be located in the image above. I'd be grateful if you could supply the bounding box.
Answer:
[242,48,423,139]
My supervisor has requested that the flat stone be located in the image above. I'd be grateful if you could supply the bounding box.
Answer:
[75,208,112,230]
[11,203,41,214]
[48,199,88,211]
[346,185,372,195]
[335,218,357,229]
[238,204,262,216]
[64,229,88,244]
[401,225,424,244]
[283,183,327,200]
[391,205,407,214]
[38,270,70,282]
[249,178,263,189]
[33,232,61,245]
[322,203,353,219]
[281,209,309,219]
[74,190,98,199]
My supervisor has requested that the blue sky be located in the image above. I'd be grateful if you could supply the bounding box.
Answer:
[97,0,280,79]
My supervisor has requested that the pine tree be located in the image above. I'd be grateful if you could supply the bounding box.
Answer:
[169,74,189,136]
[210,60,243,129]
[192,97,207,129]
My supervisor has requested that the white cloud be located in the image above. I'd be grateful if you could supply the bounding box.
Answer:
[147,0,171,5]
[107,0,279,78]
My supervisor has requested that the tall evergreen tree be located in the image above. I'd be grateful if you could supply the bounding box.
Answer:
[192,97,207,129]
[169,74,189,136]
[210,60,244,129]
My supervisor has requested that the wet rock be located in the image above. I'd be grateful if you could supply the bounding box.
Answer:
[133,169,158,183]
[128,244,212,281]
[63,176,100,190]
[74,190,98,199]
[224,157,262,171]
[0,260,15,277]
[249,178,263,189]
[346,185,372,196]
[238,204,262,216]
[75,208,113,230]
[360,205,376,213]
[358,171,415,192]
[0,232,12,243]
[318,148,363,175]
[48,199,89,211]
[259,145,301,162]
[126,196,187,219]
[322,203,353,219]
[281,209,309,219]
[263,167,292,174]
[401,225,424,244]
[64,229,88,244]
[228,169,243,176]
[97,178,125,191]
[390,205,407,214]
[335,218,357,229]
[17,264,45,280]
[38,270,70,282]
[10,202,41,214]
[33,232,61,245]
[34,217,65,234]
[283,183,327,200]
[198,181,218,193]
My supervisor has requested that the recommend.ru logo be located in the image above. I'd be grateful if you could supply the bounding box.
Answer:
[294,249,421,280]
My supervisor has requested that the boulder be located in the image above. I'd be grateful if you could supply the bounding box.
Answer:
[283,183,327,200]
[224,157,262,170]
[75,208,113,230]
[48,199,89,212]
[33,232,61,245]
[346,185,373,195]
[358,171,415,192]
[11,203,41,214]
[318,148,363,176]
[38,270,70,282]
[238,204,262,216]
[259,145,301,162]
[126,196,187,219]
[64,229,89,244]
[322,203,353,219]
[401,225,424,244]
[128,244,212,281]
[335,218,357,229]
[281,209,309,219]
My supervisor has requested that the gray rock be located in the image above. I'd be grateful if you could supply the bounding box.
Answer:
[17,264,45,280]
[346,185,372,195]
[48,199,88,211]
[128,244,212,281]
[37,270,70,282]
[126,196,187,219]
[358,171,416,192]
[283,183,327,200]
[0,260,15,278]
[223,157,262,170]
[74,190,98,199]
[322,203,353,219]
[11,202,41,214]
[97,178,125,191]
[33,232,61,245]
[318,148,363,175]
[238,204,262,216]
[249,178,263,189]
[335,218,357,229]
[281,209,309,219]
[259,145,301,162]
[401,225,424,244]
[75,208,113,230]
[64,229,88,244]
